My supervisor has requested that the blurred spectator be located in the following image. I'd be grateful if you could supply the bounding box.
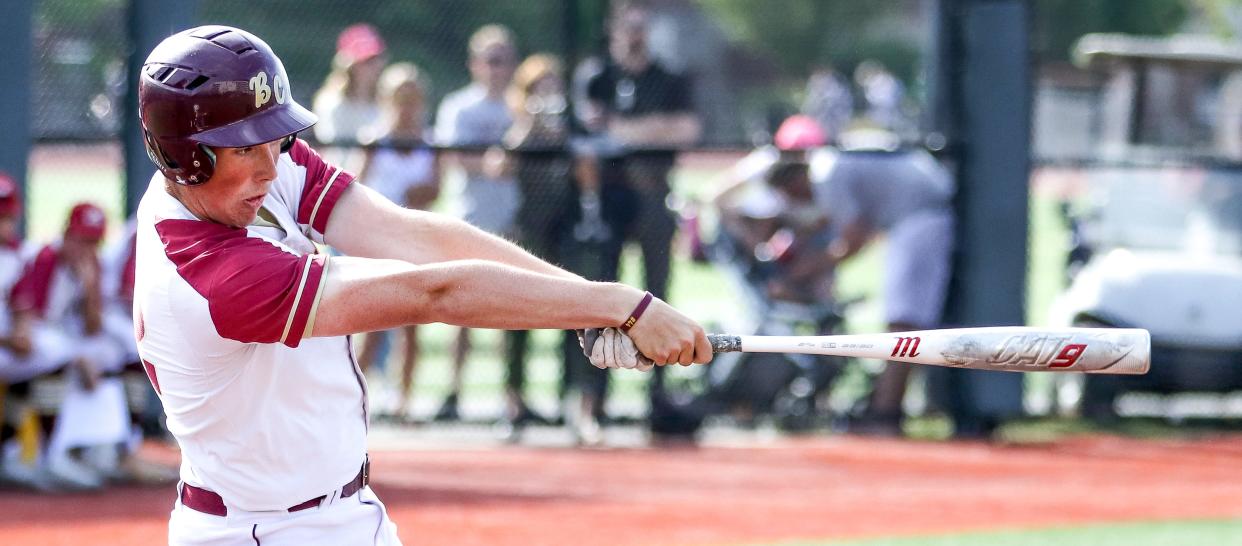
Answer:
[313,23,387,146]
[801,65,854,143]
[5,204,132,489]
[354,62,440,423]
[433,24,519,422]
[853,60,905,132]
[494,53,577,439]
[798,131,955,437]
[578,0,701,425]
[0,175,81,491]
[711,115,827,271]
[713,117,835,303]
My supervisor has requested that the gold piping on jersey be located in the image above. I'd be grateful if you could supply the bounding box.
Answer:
[302,253,329,340]
[280,255,316,345]
[306,168,342,234]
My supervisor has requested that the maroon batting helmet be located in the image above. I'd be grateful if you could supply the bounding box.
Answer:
[139,25,317,185]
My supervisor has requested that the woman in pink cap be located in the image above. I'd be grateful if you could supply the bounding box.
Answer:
[313,23,388,145]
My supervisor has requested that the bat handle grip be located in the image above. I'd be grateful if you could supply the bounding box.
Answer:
[708,334,742,353]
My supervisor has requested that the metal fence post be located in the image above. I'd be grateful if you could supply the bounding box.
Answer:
[0,2,33,232]
[931,0,1032,430]
[123,0,197,215]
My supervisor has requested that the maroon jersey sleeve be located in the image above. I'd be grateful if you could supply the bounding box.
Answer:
[156,219,328,348]
[287,139,355,237]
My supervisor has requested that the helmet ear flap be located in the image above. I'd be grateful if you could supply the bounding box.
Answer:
[280,133,297,153]
[143,131,172,170]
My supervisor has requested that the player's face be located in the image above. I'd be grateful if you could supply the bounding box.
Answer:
[179,139,281,228]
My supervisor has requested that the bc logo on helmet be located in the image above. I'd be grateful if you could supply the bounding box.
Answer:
[248,71,289,109]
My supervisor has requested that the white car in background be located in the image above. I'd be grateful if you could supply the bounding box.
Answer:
[1049,167,1242,419]
[1042,34,1242,419]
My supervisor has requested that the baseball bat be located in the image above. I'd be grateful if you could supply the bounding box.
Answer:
[707,327,1150,375]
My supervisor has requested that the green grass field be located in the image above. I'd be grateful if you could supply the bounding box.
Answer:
[755,519,1242,546]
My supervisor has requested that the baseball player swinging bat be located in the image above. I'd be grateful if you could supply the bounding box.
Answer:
[706,327,1150,375]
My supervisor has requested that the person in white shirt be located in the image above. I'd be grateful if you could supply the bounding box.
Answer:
[7,203,132,489]
[354,62,440,422]
[136,26,710,545]
[312,23,387,146]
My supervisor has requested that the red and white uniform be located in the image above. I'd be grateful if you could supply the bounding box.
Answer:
[0,241,78,383]
[134,141,397,542]
[10,240,133,454]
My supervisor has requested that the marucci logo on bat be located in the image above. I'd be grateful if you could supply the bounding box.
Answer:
[989,335,1087,369]
[891,336,921,357]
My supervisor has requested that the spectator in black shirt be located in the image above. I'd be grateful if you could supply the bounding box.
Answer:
[577,1,701,418]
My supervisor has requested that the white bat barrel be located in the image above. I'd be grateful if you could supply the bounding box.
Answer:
[708,327,1150,375]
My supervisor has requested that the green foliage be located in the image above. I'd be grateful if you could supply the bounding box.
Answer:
[36,0,124,29]
[698,0,922,81]
[1034,0,1189,61]
[765,519,1242,546]
[198,0,575,109]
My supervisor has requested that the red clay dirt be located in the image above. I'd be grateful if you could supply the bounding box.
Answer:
[1,434,1240,545]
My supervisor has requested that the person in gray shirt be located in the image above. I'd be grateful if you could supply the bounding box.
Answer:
[798,133,955,436]
[433,24,519,421]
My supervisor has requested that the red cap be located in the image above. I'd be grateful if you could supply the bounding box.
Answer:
[774,115,826,151]
[0,172,20,216]
[65,203,107,243]
[337,23,386,66]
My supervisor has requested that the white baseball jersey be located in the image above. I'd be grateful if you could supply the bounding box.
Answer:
[134,139,368,512]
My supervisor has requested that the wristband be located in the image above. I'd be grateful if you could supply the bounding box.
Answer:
[620,292,653,332]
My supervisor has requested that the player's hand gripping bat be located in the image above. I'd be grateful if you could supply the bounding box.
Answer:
[707,327,1149,374]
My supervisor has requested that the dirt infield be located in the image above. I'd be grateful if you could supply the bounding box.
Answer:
[1,434,1240,545]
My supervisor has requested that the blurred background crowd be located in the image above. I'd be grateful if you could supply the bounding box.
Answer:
[4,0,1242,495]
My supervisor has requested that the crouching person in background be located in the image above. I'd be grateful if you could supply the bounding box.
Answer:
[0,185,97,489]
[6,203,133,489]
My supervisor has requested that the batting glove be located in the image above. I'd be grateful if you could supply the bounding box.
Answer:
[578,327,655,371]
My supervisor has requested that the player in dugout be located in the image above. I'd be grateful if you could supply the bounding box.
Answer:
[134,25,711,545]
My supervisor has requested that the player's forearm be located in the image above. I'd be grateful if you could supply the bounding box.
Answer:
[312,257,641,337]
[413,261,638,328]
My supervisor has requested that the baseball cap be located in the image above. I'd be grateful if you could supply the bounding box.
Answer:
[774,115,826,151]
[65,202,107,243]
[0,171,20,216]
[336,23,386,66]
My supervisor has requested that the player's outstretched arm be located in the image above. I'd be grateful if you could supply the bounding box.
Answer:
[323,182,579,280]
[310,256,711,365]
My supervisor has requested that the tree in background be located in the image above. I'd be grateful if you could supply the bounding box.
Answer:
[699,0,921,83]
[1034,0,1189,61]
